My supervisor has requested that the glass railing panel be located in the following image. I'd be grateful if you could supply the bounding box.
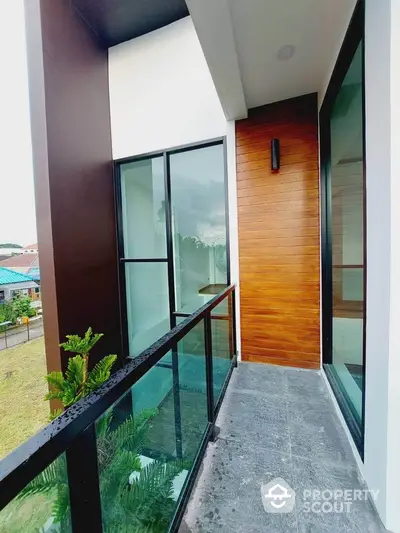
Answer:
[95,324,209,533]
[0,286,235,533]
[211,296,233,408]
[176,319,208,461]
[0,453,71,533]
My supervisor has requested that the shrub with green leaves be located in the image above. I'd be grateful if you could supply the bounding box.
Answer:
[20,408,187,533]
[45,328,117,419]
[11,294,36,319]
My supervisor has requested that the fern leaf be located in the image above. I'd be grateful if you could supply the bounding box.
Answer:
[18,462,61,499]
[52,484,70,523]
[45,371,65,391]
[108,411,155,455]
[60,328,104,355]
[96,407,113,439]
[44,391,64,402]
[84,354,117,394]
[65,355,85,387]
[61,381,82,407]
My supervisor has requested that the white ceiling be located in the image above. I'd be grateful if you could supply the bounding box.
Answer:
[229,0,357,109]
[187,0,358,117]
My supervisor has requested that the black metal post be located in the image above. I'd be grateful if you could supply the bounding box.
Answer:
[172,346,183,458]
[164,152,183,460]
[27,320,30,342]
[204,313,215,441]
[231,290,238,367]
[66,425,103,533]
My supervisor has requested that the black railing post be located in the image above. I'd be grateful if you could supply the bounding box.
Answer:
[66,425,103,533]
[231,289,238,367]
[204,313,215,440]
[172,345,183,459]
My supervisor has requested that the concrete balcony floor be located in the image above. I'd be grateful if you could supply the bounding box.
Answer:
[179,362,387,533]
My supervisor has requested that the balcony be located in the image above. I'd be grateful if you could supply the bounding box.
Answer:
[180,363,386,533]
[0,285,386,532]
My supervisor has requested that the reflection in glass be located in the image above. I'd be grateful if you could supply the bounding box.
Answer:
[170,145,228,314]
[96,324,209,532]
[176,320,208,459]
[211,298,232,407]
[120,157,167,259]
[125,262,170,357]
[327,43,364,425]
[0,453,71,533]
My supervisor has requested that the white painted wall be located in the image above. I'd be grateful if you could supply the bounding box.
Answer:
[382,0,400,530]
[363,0,392,525]
[108,17,227,158]
[108,16,241,358]
[318,0,358,107]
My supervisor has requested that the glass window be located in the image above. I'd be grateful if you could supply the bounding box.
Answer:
[125,262,170,357]
[170,144,228,314]
[324,42,365,431]
[120,157,167,259]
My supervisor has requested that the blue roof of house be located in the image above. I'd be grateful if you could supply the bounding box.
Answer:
[0,267,36,285]
[27,266,40,281]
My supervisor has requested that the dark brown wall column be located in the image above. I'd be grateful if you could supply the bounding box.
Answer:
[24,0,122,372]
[236,94,320,369]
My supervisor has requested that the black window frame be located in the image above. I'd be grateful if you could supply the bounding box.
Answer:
[319,0,366,458]
[113,137,231,362]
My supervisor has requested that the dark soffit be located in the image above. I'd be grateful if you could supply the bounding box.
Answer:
[72,0,189,48]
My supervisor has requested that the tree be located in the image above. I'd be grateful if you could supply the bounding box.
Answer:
[0,301,13,329]
[0,243,22,249]
[11,294,35,320]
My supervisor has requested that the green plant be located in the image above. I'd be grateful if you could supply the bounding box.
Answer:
[19,408,186,533]
[18,329,186,532]
[0,301,13,329]
[11,294,35,320]
[45,328,117,419]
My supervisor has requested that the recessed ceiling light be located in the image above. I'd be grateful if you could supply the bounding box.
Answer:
[277,45,296,61]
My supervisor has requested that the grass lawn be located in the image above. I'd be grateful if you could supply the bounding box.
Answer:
[0,492,56,533]
[0,337,49,459]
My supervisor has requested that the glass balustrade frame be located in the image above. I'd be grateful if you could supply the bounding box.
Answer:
[0,285,237,533]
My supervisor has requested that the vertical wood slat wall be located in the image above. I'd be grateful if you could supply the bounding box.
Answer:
[236,94,320,369]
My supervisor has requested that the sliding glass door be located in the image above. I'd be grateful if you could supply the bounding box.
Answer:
[116,140,229,360]
[320,4,365,453]
[170,144,227,315]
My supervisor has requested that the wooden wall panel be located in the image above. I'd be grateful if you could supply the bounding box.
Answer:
[236,94,320,369]
[25,0,122,373]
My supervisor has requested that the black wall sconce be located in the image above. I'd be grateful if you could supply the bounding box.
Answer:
[271,138,280,170]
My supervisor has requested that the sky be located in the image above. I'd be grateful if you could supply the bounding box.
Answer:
[0,0,37,246]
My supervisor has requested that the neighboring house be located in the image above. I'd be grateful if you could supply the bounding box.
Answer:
[0,267,39,303]
[22,243,38,254]
[1,1,396,532]
[0,252,39,274]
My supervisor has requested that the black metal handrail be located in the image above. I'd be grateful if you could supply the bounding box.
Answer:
[0,284,236,523]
